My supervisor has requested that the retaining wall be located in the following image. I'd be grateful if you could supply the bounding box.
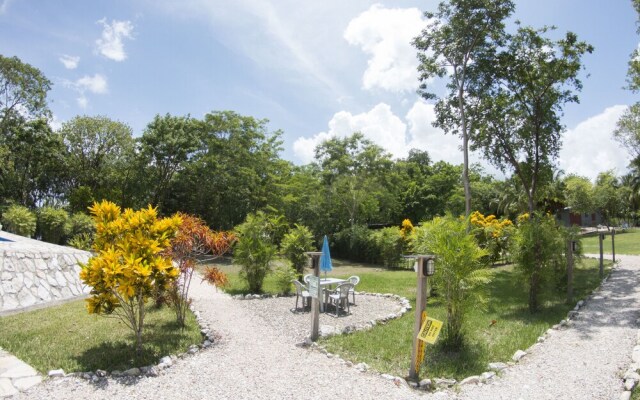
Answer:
[0,231,91,314]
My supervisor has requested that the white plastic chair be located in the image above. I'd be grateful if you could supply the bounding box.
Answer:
[303,274,312,284]
[328,283,354,317]
[347,276,360,304]
[292,280,311,311]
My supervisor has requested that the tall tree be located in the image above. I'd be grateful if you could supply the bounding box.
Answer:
[470,25,593,214]
[564,175,594,215]
[59,115,135,206]
[470,25,592,312]
[0,55,51,129]
[413,0,514,218]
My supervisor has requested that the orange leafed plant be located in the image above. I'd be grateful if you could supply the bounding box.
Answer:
[166,212,236,327]
[201,266,229,290]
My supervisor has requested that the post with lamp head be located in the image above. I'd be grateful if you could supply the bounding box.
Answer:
[408,254,436,381]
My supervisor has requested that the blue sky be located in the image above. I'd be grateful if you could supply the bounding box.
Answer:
[0,0,637,180]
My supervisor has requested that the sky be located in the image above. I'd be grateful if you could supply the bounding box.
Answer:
[0,0,638,181]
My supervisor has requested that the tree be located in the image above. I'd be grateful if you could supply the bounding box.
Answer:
[593,171,622,229]
[0,55,51,129]
[137,114,201,208]
[60,116,135,205]
[470,25,592,312]
[412,214,490,348]
[625,0,640,92]
[471,25,593,214]
[564,175,594,215]
[1,204,36,237]
[413,0,515,218]
[166,213,235,327]
[233,211,278,293]
[79,201,181,355]
[614,103,640,164]
[280,224,314,280]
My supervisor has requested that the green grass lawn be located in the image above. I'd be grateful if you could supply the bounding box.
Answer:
[581,228,639,255]
[0,300,202,373]
[204,256,611,381]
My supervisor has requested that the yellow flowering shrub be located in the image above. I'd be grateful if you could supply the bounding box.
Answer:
[79,201,181,355]
[470,211,514,264]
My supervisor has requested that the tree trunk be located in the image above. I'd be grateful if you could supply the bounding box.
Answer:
[528,269,540,313]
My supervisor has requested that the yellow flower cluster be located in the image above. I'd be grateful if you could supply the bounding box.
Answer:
[470,211,513,238]
[400,218,414,239]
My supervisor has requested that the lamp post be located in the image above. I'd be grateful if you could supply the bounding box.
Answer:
[408,254,436,381]
[305,251,322,341]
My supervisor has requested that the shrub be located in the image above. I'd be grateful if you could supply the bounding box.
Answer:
[233,211,277,293]
[201,266,229,290]
[1,205,36,237]
[67,233,93,251]
[272,265,297,295]
[38,206,69,244]
[65,212,96,239]
[332,225,376,263]
[510,212,565,313]
[79,201,182,355]
[281,224,314,279]
[166,213,235,327]
[470,211,514,264]
[413,214,490,349]
[371,227,404,268]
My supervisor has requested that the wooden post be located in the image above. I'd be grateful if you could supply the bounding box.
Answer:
[566,240,574,304]
[306,252,322,341]
[409,255,434,381]
[612,229,616,263]
[599,233,604,279]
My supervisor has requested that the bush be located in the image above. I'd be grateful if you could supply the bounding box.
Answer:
[233,211,277,293]
[470,211,514,264]
[510,212,566,313]
[67,233,93,251]
[65,212,96,239]
[79,201,182,355]
[281,224,314,279]
[413,214,490,349]
[272,265,297,295]
[371,227,404,268]
[38,206,69,244]
[332,225,376,263]
[1,205,36,237]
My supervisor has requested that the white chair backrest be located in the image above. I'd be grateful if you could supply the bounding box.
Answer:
[303,274,312,284]
[293,280,306,294]
[337,283,353,298]
[348,276,360,286]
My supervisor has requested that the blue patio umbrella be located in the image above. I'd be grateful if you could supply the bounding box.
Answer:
[320,235,333,278]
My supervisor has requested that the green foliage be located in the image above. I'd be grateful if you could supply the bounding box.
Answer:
[272,265,297,295]
[233,211,277,293]
[68,186,94,214]
[412,214,491,349]
[593,171,622,227]
[65,212,96,238]
[564,175,594,215]
[1,204,36,237]
[510,212,566,312]
[280,224,314,278]
[332,225,376,263]
[0,54,52,126]
[37,206,69,244]
[67,233,93,251]
[371,227,404,268]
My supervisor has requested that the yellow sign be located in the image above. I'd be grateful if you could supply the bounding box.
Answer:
[414,311,427,374]
[417,317,443,344]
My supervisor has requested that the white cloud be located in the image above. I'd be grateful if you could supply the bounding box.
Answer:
[293,103,407,164]
[63,74,108,109]
[344,4,427,93]
[559,105,631,181]
[76,74,108,94]
[95,19,134,61]
[405,100,460,164]
[59,55,80,69]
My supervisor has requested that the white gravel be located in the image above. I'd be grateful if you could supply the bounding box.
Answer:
[13,255,640,400]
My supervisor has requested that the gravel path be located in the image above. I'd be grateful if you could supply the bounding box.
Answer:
[12,255,640,400]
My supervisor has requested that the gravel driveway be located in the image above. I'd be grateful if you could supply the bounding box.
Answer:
[13,255,640,400]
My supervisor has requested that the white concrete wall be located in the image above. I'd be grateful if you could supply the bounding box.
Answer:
[0,231,91,313]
